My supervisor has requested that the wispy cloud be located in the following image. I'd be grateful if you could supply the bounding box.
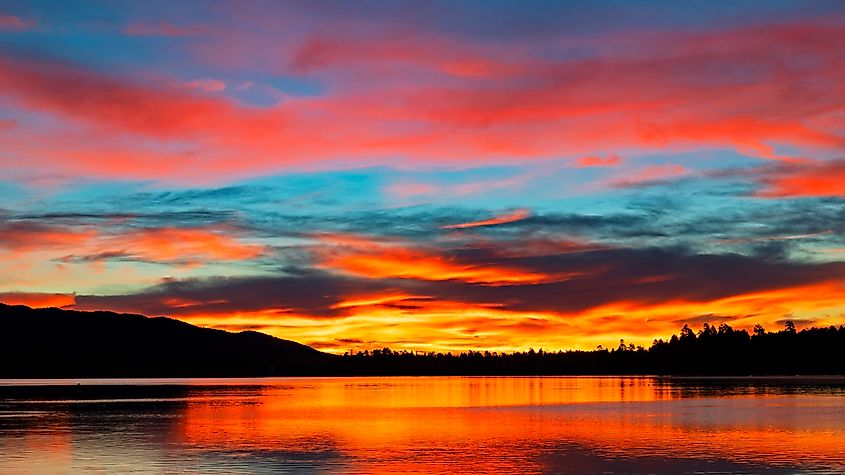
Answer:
[185,78,226,93]
[576,154,621,168]
[442,209,531,229]
[123,21,209,37]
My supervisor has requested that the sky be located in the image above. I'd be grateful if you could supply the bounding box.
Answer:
[1,0,845,353]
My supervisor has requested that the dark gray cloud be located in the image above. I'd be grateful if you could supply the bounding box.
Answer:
[75,269,392,318]
[74,245,845,319]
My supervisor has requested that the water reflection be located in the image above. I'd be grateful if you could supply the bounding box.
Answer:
[1,377,844,474]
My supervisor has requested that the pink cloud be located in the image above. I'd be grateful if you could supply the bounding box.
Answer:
[604,164,690,188]
[385,181,440,198]
[384,174,535,202]
[442,209,532,229]
[577,154,621,168]
[185,78,226,92]
[1,15,844,185]
[0,119,16,132]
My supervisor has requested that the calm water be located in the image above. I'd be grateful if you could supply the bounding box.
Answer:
[1,377,844,474]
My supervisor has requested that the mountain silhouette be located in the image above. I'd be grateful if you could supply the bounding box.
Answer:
[0,303,336,377]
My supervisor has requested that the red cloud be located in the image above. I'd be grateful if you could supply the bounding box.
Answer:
[577,154,621,168]
[756,159,845,197]
[1,16,844,184]
[0,56,245,138]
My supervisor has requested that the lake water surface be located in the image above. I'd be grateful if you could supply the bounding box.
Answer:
[1,377,844,474]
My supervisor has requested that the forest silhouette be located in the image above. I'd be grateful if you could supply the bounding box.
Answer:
[1,303,843,377]
[340,321,845,375]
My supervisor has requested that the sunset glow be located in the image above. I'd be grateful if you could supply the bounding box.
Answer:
[2,1,845,352]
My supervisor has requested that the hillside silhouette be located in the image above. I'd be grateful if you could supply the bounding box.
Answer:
[1,303,844,377]
[0,303,335,377]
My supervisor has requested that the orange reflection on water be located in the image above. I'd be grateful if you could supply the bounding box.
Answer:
[174,377,845,473]
[2,377,845,474]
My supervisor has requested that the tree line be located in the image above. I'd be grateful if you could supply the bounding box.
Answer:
[335,322,845,375]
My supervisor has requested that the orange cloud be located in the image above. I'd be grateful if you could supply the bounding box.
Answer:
[0,292,76,308]
[442,209,531,229]
[66,258,845,354]
[315,234,551,285]
[0,222,97,251]
[0,222,264,265]
[170,278,845,354]
[102,227,266,264]
[323,247,548,285]
[66,231,845,353]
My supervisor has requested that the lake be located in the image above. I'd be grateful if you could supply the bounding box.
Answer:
[1,377,844,474]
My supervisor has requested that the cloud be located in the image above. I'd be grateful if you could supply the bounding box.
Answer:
[0,220,264,266]
[0,56,245,139]
[123,22,209,37]
[185,78,226,93]
[61,226,266,265]
[0,119,17,132]
[576,154,621,168]
[0,13,34,31]
[66,244,845,351]
[413,247,845,315]
[314,233,554,285]
[73,270,389,318]
[755,158,845,198]
[604,164,690,188]
[384,174,535,202]
[442,209,531,229]
[2,15,845,183]
[714,230,833,245]
[5,4,845,353]
[0,292,75,308]
[0,222,96,251]
[384,181,440,198]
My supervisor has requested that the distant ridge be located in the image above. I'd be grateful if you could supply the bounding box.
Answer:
[0,303,336,378]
